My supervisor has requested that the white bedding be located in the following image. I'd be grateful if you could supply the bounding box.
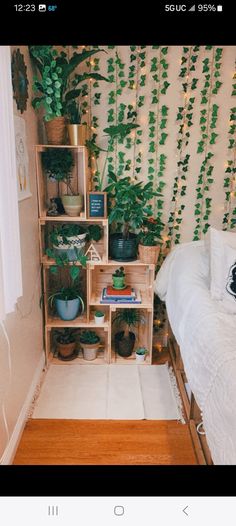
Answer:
[155,241,236,465]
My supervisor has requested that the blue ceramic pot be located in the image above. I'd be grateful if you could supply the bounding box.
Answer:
[55,298,80,321]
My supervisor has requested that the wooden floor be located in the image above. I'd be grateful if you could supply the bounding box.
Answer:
[13,419,197,465]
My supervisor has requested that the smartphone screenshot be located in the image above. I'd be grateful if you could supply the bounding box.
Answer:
[0,0,235,522]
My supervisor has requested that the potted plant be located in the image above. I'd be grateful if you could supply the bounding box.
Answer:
[48,285,85,321]
[29,46,109,145]
[112,267,125,289]
[105,173,161,261]
[79,330,100,361]
[94,310,105,325]
[54,328,77,360]
[113,309,145,358]
[66,100,87,146]
[47,249,86,321]
[135,347,148,363]
[138,217,164,265]
[41,147,83,216]
[48,223,102,261]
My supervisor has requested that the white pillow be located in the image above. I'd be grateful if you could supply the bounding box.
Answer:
[210,227,236,300]
[221,244,236,314]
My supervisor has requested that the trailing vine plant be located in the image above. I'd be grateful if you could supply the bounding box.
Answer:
[193,46,223,240]
[166,46,200,247]
[222,64,236,229]
[148,46,170,223]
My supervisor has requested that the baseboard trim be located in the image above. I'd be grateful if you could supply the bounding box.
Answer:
[0,352,45,465]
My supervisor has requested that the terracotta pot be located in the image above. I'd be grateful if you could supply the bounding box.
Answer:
[61,195,84,217]
[57,341,76,359]
[139,244,160,265]
[67,124,87,146]
[45,116,66,145]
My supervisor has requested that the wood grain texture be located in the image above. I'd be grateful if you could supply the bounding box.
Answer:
[13,419,197,465]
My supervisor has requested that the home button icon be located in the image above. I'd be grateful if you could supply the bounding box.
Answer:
[114,505,125,516]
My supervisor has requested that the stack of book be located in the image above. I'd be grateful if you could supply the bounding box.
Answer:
[100,285,141,304]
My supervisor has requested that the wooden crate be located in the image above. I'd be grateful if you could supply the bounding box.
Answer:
[39,218,109,264]
[35,144,156,366]
[48,325,109,365]
[111,308,153,364]
[88,263,155,308]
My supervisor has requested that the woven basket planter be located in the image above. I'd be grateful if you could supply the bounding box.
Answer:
[45,116,66,145]
[139,244,160,265]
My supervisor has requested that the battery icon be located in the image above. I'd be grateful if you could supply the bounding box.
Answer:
[217,5,223,11]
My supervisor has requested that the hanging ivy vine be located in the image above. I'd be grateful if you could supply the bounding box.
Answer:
[222,64,236,229]
[193,46,223,240]
[166,46,200,248]
[148,46,170,221]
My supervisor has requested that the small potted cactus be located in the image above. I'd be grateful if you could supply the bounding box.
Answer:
[94,310,105,325]
[135,347,147,363]
[79,330,100,361]
[112,266,125,289]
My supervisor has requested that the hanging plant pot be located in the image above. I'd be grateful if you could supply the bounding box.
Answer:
[114,331,135,357]
[55,298,81,321]
[139,244,160,265]
[53,233,87,261]
[61,195,84,217]
[67,124,87,146]
[109,233,138,262]
[45,116,66,145]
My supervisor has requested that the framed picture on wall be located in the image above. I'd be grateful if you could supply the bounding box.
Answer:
[14,115,31,201]
[87,192,107,219]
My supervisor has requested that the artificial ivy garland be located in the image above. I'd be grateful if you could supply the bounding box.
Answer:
[167,46,200,247]
[148,46,170,221]
[193,46,223,240]
[222,64,236,229]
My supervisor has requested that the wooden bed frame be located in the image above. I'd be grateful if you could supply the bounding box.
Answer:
[167,320,213,465]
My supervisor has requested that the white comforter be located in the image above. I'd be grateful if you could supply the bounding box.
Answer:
[155,241,236,465]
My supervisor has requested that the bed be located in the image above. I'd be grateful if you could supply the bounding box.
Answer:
[155,240,236,465]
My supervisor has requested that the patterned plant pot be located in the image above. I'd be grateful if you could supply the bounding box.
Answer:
[53,233,87,261]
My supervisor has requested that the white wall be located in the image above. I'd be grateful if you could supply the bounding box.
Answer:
[0,46,44,463]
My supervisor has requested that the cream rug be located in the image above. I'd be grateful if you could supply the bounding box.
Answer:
[32,364,184,421]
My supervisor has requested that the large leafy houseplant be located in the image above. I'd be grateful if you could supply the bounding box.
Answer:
[29,45,108,122]
[86,123,139,191]
[105,173,161,261]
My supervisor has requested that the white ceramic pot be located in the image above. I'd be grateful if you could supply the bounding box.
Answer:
[135,352,146,363]
[94,314,105,325]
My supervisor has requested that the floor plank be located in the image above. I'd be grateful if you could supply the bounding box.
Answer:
[13,419,197,465]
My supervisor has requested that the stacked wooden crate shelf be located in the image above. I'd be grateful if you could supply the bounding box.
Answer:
[36,145,155,366]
